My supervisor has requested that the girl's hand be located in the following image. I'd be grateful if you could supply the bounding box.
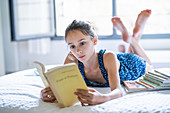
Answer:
[74,88,106,106]
[41,87,56,102]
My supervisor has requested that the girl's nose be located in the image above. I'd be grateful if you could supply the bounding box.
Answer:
[76,47,82,54]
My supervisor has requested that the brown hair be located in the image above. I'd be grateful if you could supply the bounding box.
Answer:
[65,20,96,40]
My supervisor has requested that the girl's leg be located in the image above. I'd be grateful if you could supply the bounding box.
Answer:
[111,17,131,43]
[128,9,151,53]
[128,9,152,66]
[111,10,153,71]
[133,9,151,40]
[130,37,153,72]
[129,10,153,73]
[130,37,152,65]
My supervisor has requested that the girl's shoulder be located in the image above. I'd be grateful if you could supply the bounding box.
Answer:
[102,50,117,60]
[98,49,117,64]
[101,50,120,71]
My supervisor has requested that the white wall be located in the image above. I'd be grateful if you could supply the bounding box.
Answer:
[0,0,19,73]
[0,0,170,74]
[0,5,5,76]
[17,40,69,71]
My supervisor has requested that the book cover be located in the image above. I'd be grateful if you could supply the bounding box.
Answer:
[145,73,169,83]
[123,80,170,93]
[139,79,157,88]
[147,72,170,84]
[139,78,170,88]
[148,72,167,81]
[144,74,170,84]
[34,61,88,108]
[148,71,170,80]
[124,69,170,93]
[154,68,170,78]
[123,81,148,92]
[143,76,163,85]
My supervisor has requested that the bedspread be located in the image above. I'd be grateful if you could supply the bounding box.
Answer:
[0,68,170,113]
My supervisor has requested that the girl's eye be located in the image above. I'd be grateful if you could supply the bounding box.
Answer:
[70,45,75,49]
[80,42,86,45]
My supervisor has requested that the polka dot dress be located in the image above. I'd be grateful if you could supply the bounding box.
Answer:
[78,49,146,87]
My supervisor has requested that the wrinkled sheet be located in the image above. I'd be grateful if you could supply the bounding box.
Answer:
[0,68,170,113]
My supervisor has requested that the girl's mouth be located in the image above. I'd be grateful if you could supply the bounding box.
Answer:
[79,55,85,59]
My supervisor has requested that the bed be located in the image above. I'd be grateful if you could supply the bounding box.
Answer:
[0,67,170,113]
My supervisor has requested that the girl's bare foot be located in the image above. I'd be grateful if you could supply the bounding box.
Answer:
[133,9,151,40]
[111,17,131,43]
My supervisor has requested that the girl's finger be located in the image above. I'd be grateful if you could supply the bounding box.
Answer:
[78,97,89,106]
[88,88,96,92]
[43,97,56,103]
[77,89,88,93]
[75,92,91,100]
[41,93,56,102]
[42,91,50,98]
[76,89,92,98]
[41,87,51,93]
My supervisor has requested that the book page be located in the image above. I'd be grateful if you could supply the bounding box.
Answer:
[33,61,49,87]
[46,63,88,107]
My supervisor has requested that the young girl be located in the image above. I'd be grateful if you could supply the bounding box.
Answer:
[41,9,153,106]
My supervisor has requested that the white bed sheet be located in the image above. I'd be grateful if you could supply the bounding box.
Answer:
[0,68,170,113]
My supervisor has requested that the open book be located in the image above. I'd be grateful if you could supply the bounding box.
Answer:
[33,61,88,107]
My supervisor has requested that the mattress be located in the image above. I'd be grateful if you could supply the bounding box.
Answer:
[0,68,170,113]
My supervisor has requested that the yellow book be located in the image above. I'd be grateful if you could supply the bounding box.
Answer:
[33,61,49,87]
[33,61,88,108]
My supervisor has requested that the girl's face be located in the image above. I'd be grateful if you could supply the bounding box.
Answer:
[66,30,96,62]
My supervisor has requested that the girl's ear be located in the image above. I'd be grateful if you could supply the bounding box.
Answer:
[93,35,98,45]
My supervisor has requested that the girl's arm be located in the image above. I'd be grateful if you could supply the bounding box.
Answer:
[75,52,123,105]
[102,52,123,101]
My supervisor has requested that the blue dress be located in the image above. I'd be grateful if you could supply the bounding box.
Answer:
[78,49,146,87]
